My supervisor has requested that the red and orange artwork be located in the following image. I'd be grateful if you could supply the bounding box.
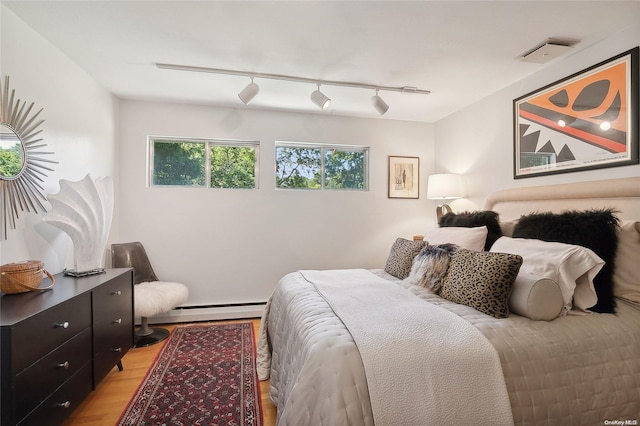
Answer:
[514,47,637,178]
[520,61,627,154]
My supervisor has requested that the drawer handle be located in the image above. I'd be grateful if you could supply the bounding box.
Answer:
[113,318,122,325]
[54,321,69,329]
[56,361,70,369]
[112,290,122,296]
[112,347,122,353]
[56,401,71,409]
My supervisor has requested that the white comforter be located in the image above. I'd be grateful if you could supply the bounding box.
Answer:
[258,269,640,425]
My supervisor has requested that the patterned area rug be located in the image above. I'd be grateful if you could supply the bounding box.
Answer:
[118,322,262,426]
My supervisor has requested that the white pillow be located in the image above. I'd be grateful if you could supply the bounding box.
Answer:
[613,221,640,305]
[491,236,604,315]
[509,273,563,321]
[424,226,487,251]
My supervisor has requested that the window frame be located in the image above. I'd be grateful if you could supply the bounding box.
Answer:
[275,141,370,191]
[147,136,260,189]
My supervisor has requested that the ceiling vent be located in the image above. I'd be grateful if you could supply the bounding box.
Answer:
[520,39,575,64]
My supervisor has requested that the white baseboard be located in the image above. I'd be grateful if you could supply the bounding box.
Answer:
[139,303,267,325]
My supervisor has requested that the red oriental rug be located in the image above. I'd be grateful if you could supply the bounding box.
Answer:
[118,322,262,426]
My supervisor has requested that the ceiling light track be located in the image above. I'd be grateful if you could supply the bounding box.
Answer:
[154,63,431,95]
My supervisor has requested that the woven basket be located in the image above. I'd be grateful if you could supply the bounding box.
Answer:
[0,260,55,294]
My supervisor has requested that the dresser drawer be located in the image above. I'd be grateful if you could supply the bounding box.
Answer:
[17,362,92,426]
[92,270,133,385]
[12,293,91,373]
[15,327,91,420]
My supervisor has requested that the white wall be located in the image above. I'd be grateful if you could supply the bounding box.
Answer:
[435,25,640,212]
[0,5,119,270]
[119,100,434,306]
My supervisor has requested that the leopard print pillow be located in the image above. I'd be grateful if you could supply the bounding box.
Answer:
[384,238,427,279]
[439,248,523,318]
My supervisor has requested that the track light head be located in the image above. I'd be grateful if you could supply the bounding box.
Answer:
[371,90,389,115]
[310,85,331,110]
[238,78,259,105]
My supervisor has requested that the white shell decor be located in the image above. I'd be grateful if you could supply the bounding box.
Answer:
[43,174,114,275]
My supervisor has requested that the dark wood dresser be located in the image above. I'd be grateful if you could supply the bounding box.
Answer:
[1,268,134,426]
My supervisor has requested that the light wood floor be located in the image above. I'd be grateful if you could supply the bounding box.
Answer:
[63,318,276,425]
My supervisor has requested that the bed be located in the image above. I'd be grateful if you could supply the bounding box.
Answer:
[257,176,640,425]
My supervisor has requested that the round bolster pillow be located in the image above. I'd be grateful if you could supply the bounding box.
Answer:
[509,273,563,321]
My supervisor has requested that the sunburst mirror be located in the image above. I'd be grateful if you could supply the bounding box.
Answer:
[0,76,56,239]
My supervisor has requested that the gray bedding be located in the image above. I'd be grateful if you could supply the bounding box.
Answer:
[257,269,640,425]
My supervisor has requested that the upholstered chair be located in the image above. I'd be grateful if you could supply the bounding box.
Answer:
[111,242,189,347]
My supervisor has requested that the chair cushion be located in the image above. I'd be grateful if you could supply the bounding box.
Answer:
[134,281,189,318]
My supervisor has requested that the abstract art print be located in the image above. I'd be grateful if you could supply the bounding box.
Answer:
[513,47,638,178]
[388,156,419,198]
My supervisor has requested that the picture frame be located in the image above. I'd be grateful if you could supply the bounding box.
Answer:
[513,47,638,179]
[388,156,419,198]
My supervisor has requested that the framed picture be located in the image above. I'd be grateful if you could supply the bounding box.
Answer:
[513,47,638,178]
[388,156,419,198]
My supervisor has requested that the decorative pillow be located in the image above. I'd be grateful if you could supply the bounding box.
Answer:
[403,243,458,293]
[513,209,620,313]
[491,236,604,315]
[384,238,427,279]
[439,248,523,318]
[613,221,640,305]
[423,226,487,252]
[439,211,502,250]
[509,273,564,321]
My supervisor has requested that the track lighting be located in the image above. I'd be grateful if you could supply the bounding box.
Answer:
[155,63,431,115]
[371,89,389,115]
[238,77,259,105]
[310,85,331,110]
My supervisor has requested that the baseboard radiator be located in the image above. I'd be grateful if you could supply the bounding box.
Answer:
[140,302,267,325]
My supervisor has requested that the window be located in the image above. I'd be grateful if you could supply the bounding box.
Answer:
[275,142,368,190]
[149,137,259,189]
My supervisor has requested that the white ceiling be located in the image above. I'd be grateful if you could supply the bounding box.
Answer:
[4,1,639,123]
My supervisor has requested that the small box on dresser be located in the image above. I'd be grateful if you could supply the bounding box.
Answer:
[1,268,134,426]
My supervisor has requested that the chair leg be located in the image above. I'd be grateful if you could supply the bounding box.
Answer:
[137,317,154,336]
[134,316,170,348]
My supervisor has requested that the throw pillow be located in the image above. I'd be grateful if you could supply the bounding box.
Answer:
[384,238,427,279]
[403,243,458,293]
[513,208,620,313]
[423,226,488,252]
[509,273,564,321]
[439,248,523,318]
[491,236,603,314]
[439,211,502,250]
[613,221,640,305]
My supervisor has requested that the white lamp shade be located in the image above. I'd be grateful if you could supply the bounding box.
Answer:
[427,173,465,199]
[238,82,260,105]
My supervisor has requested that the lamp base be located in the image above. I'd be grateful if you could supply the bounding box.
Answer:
[435,204,453,222]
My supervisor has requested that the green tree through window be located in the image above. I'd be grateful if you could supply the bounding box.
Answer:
[150,138,258,189]
[210,145,256,189]
[153,141,205,186]
[276,143,368,190]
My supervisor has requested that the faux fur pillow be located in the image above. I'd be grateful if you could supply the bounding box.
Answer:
[384,238,427,279]
[439,249,523,318]
[404,243,458,292]
[513,209,620,313]
[439,211,502,250]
